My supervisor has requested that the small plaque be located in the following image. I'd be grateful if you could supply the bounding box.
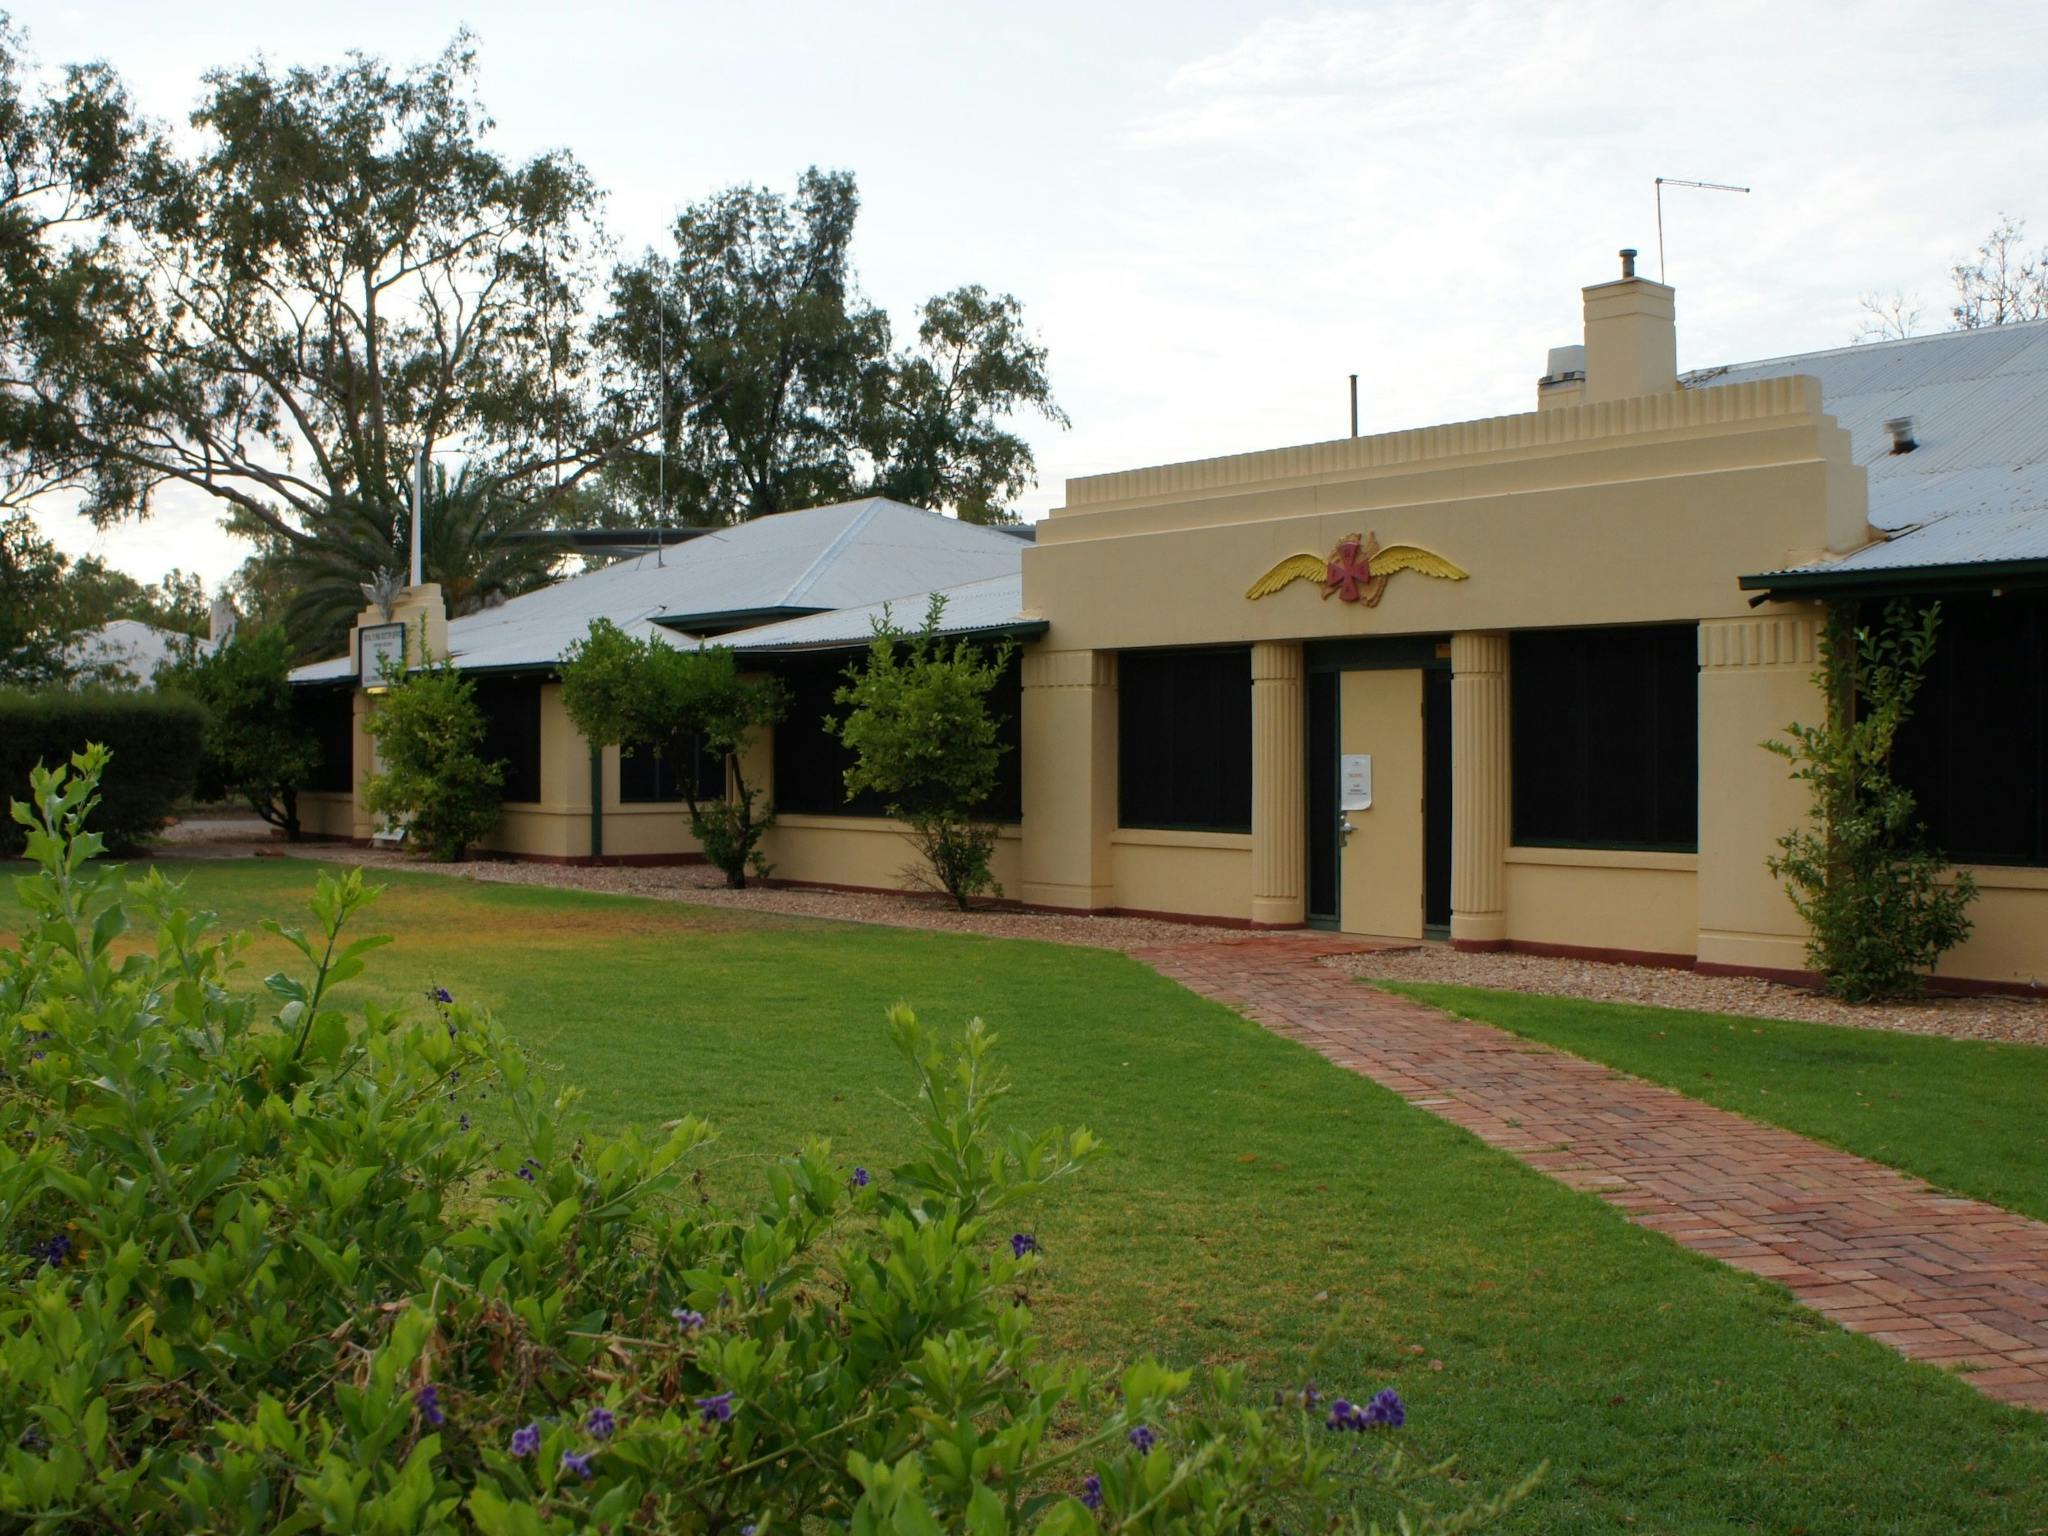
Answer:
[1340,754,1373,811]
[358,622,408,686]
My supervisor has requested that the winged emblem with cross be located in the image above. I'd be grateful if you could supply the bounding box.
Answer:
[1245,532,1467,607]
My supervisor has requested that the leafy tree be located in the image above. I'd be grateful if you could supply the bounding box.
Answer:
[15,32,621,546]
[1765,599,1977,1001]
[0,12,168,512]
[830,595,1015,908]
[602,168,1062,525]
[868,286,1067,523]
[0,511,77,685]
[360,634,502,859]
[159,622,319,838]
[0,510,206,685]
[558,617,786,887]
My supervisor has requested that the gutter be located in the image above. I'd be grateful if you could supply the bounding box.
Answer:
[729,619,1050,658]
[1739,557,2048,600]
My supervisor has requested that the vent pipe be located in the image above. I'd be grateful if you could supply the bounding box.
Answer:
[1885,416,1918,454]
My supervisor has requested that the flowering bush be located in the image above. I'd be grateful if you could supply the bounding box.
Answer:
[1,749,1535,1533]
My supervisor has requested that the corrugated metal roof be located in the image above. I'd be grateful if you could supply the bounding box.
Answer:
[720,574,1033,653]
[289,498,1023,681]
[1698,319,2048,580]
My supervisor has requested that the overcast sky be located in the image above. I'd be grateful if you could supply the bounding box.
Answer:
[16,0,2048,589]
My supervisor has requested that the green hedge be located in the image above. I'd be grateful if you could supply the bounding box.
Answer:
[0,689,206,853]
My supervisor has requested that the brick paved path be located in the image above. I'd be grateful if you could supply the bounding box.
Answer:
[1131,934,2048,1411]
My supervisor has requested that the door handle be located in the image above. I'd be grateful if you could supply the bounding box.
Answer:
[1338,815,1356,841]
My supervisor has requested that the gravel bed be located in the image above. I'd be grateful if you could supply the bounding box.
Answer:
[1337,946,2048,1046]
[152,828,1267,954]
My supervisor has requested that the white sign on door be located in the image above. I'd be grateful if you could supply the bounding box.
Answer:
[1340,753,1373,811]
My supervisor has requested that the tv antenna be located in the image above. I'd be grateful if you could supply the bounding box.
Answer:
[1654,176,1750,282]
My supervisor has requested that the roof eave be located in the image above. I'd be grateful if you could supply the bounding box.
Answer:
[731,619,1049,658]
[1739,557,2048,598]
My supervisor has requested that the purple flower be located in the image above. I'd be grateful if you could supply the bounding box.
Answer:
[695,1391,735,1423]
[415,1383,445,1428]
[1079,1474,1103,1510]
[459,1113,471,1132]
[1326,1389,1404,1432]
[510,1423,541,1458]
[672,1307,706,1332]
[1363,1388,1405,1428]
[1127,1425,1156,1454]
[34,1232,71,1269]
[515,1158,540,1183]
[1010,1233,1039,1260]
[852,1167,870,1188]
[585,1406,616,1440]
[560,1448,595,1481]
[431,987,453,1005]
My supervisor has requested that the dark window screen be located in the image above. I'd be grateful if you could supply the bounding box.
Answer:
[298,688,355,793]
[1511,625,1697,850]
[770,650,1023,821]
[474,675,543,804]
[1118,647,1253,833]
[619,736,726,804]
[1892,592,2048,867]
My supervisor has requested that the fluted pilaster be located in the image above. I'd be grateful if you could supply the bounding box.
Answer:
[1449,632,1509,946]
[1250,641,1306,927]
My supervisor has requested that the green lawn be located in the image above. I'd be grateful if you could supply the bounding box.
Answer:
[1379,982,2048,1226]
[9,858,2048,1533]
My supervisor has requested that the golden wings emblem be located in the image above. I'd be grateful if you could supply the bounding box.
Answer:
[1245,532,1467,608]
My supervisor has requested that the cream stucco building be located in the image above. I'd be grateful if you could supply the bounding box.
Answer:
[293,256,2048,993]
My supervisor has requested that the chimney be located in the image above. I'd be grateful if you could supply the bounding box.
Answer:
[1536,343,1587,412]
[1580,248,1678,403]
[1885,416,1918,454]
[208,597,238,647]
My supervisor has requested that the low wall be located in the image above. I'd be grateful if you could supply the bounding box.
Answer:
[1109,829,1254,922]
[1502,847,1699,962]
[763,815,1024,896]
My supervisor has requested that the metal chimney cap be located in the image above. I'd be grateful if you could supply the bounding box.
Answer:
[1884,416,1918,454]
[1619,248,1639,279]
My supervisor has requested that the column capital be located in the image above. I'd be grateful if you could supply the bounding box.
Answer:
[1698,613,1820,672]
[1022,648,1116,691]
[1450,630,1508,675]
[1250,639,1305,684]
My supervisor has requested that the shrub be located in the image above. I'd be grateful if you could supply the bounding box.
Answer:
[0,688,203,853]
[361,638,503,860]
[1766,599,1978,1002]
[830,595,1015,909]
[558,619,787,888]
[0,749,1535,1534]
[158,623,320,839]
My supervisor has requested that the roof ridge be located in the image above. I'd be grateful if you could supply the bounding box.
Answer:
[1694,315,2048,381]
[780,498,885,605]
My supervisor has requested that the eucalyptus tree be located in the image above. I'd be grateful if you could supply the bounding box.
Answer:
[0,12,167,512]
[18,32,624,546]
[602,168,1064,526]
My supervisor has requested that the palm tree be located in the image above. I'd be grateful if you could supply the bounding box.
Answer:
[271,465,567,657]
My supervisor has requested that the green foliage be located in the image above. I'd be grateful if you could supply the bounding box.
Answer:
[831,595,1015,908]
[8,26,612,542]
[0,750,1532,1534]
[601,168,1063,524]
[360,636,502,860]
[558,618,786,888]
[231,464,570,661]
[0,688,202,852]
[1765,600,1977,1002]
[157,623,319,837]
[0,514,206,687]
